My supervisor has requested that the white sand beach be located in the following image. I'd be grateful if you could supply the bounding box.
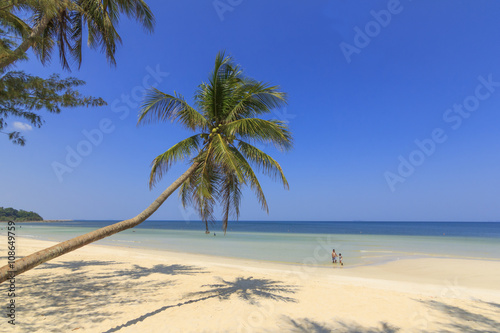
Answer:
[3,237,500,332]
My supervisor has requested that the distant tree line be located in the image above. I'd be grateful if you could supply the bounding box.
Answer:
[0,207,43,221]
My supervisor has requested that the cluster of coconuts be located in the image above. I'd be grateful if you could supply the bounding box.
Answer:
[211,126,219,135]
[202,124,235,144]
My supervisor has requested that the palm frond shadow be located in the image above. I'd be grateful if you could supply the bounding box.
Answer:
[283,318,332,333]
[417,299,500,333]
[279,317,400,333]
[479,300,500,310]
[104,276,298,332]
[186,276,298,305]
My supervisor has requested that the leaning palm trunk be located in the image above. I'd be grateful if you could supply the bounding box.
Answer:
[0,163,198,284]
[0,14,52,70]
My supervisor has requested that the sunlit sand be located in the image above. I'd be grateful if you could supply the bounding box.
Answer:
[7,237,500,332]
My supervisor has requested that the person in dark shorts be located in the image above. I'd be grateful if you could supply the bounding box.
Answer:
[332,249,337,263]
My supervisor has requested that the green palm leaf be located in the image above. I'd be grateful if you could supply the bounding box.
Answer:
[211,133,245,182]
[230,146,269,213]
[226,118,293,151]
[238,141,289,189]
[149,134,202,189]
[224,82,287,122]
[220,172,242,234]
[139,88,209,131]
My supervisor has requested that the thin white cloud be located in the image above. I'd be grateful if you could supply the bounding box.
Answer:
[13,122,33,131]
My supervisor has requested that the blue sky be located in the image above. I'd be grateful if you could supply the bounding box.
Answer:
[2,0,500,222]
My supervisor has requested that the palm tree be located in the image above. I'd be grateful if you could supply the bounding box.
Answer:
[0,52,292,284]
[0,0,154,70]
[139,51,292,233]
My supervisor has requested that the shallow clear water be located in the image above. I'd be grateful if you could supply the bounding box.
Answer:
[3,221,500,267]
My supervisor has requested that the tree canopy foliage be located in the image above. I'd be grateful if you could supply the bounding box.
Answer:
[0,71,106,145]
[0,206,43,221]
[0,0,155,145]
[0,0,154,70]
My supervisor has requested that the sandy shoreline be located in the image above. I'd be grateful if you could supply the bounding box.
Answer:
[2,237,500,332]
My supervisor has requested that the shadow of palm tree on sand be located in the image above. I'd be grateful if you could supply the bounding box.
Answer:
[186,276,297,305]
[104,276,297,332]
[417,299,500,333]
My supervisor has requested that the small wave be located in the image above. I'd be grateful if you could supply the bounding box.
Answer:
[109,240,140,243]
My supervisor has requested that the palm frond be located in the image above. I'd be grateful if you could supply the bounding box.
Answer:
[191,149,221,232]
[209,51,229,118]
[224,82,287,122]
[220,171,241,234]
[113,0,155,32]
[85,0,121,66]
[226,118,293,151]
[211,133,245,182]
[139,87,209,130]
[197,51,243,121]
[238,141,289,189]
[178,177,191,207]
[230,146,269,213]
[149,134,202,189]
[69,9,83,68]
[30,9,56,66]
[0,7,32,39]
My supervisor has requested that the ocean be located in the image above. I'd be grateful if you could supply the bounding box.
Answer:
[4,221,500,267]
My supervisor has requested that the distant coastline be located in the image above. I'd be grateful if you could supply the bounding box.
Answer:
[8,219,74,223]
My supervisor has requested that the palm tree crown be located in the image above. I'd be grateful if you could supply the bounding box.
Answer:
[138,52,293,233]
[0,0,154,70]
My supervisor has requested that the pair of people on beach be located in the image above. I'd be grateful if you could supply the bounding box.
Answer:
[332,249,343,266]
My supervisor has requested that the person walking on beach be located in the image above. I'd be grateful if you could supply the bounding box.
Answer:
[339,253,343,266]
[332,249,337,263]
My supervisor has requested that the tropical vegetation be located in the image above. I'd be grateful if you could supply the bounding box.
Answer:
[0,0,154,144]
[0,206,43,221]
[0,71,105,145]
[0,0,154,70]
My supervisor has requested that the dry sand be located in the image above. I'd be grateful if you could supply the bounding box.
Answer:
[2,237,500,332]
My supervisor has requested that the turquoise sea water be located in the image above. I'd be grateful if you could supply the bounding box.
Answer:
[3,221,500,267]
